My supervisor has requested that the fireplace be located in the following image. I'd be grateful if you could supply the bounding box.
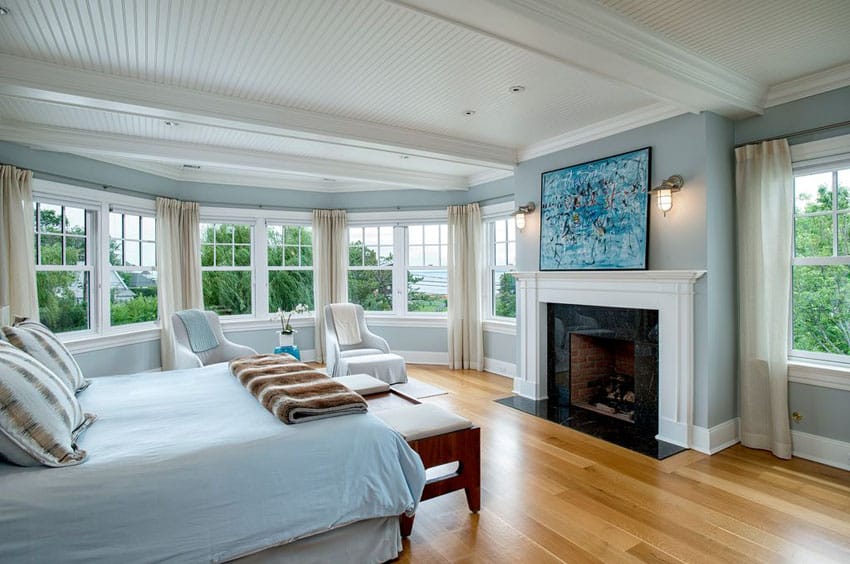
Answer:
[569,334,637,423]
[500,270,705,457]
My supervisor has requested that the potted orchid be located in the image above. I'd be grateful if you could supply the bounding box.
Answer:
[272,304,308,346]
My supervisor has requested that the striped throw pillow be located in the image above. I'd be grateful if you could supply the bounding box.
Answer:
[2,321,90,394]
[0,342,96,467]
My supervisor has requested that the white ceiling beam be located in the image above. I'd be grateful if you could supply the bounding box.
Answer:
[0,121,469,192]
[392,0,766,117]
[0,54,516,170]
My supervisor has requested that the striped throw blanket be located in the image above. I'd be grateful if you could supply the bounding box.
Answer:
[229,354,368,424]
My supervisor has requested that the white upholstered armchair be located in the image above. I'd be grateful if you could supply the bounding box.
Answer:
[323,303,394,378]
[171,309,257,370]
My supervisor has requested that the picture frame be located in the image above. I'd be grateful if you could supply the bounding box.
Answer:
[539,147,651,271]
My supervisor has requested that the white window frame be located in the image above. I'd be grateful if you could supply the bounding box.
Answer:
[481,202,517,333]
[347,225,397,313]
[266,221,314,314]
[404,222,449,317]
[788,134,850,388]
[107,207,159,330]
[199,218,257,320]
[484,215,517,321]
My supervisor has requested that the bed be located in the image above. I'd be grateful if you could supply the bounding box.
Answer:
[0,363,427,563]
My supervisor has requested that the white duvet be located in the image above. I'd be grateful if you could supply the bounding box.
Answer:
[0,364,426,563]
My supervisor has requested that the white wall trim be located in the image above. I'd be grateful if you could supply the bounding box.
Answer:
[482,319,516,335]
[395,350,448,365]
[483,357,516,378]
[766,62,850,108]
[468,169,514,187]
[366,315,448,329]
[690,418,740,455]
[518,103,686,162]
[788,361,850,392]
[792,430,850,471]
[64,327,160,354]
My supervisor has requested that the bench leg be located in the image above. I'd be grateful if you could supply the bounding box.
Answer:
[399,514,414,537]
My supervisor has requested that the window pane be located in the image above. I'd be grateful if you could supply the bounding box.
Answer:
[839,169,850,210]
[795,172,832,214]
[234,224,251,244]
[493,271,516,318]
[234,245,251,267]
[201,244,215,267]
[408,269,447,312]
[40,234,63,265]
[348,270,392,311]
[268,271,314,313]
[379,246,393,266]
[200,224,215,244]
[302,245,313,267]
[124,240,140,266]
[110,240,123,266]
[440,224,447,242]
[40,204,62,233]
[507,217,516,241]
[284,245,299,267]
[840,213,850,256]
[364,227,379,246]
[379,227,393,246]
[424,245,440,266]
[794,215,833,257]
[495,220,506,243]
[110,212,123,238]
[215,245,233,266]
[792,265,850,355]
[349,240,364,266]
[215,224,234,244]
[364,246,379,266]
[111,270,158,326]
[409,245,423,266]
[301,227,312,246]
[508,241,516,265]
[36,270,90,333]
[64,207,86,235]
[141,242,156,267]
[409,225,423,245]
[141,216,156,241]
[424,224,440,244]
[440,245,447,266]
[124,214,140,240]
[495,243,507,266]
[65,236,87,265]
[203,271,252,315]
[268,244,283,266]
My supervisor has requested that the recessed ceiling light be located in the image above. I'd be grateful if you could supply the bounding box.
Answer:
[0,7,10,16]
[400,155,410,160]
[163,120,179,126]
[463,110,476,116]
[182,164,201,170]
[508,85,526,93]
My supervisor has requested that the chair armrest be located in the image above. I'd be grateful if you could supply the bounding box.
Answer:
[216,340,257,362]
[173,342,203,370]
[360,329,390,353]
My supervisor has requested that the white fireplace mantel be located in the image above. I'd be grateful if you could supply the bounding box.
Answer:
[512,270,706,449]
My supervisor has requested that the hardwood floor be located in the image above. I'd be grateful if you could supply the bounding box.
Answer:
[397,365,850,563]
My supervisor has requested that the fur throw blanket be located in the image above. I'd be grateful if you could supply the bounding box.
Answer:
[229,354,368,424]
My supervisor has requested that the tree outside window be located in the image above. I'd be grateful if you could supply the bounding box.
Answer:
[201,223,253,316]
[268,224,314,312]
[109,212,158,326]
[348,226,394,311]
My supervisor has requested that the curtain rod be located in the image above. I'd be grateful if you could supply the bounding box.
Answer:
[19,167,490,213]
[734,119,850,148]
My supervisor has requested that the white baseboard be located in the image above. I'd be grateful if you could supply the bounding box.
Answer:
[395,350,448,365]
[792,430,850,471]
[483,357,516,378]
[690,418,740,455]
[299,348,317,362]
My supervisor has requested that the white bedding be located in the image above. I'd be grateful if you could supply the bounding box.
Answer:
[0,363,426,563]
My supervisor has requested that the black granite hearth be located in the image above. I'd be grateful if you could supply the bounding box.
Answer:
[494,395,687,460]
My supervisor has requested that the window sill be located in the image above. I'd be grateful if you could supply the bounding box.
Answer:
[482,319,516,335]
[62,326,161,355]
[220,316,315,332]
[787,360,850,392]
[364,314,447,328]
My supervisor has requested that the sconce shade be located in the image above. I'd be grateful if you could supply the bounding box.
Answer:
[650,175,684,216]
[512,202,536,230]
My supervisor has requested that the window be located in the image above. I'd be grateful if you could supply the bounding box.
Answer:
[267,224,314,312]
[488,217,516,318]
[348,226,394,311]
[109,212,158,326]
[791,167,850,360]
[34,201,94,333]
[201,223,253,316]
[406,224,448,313]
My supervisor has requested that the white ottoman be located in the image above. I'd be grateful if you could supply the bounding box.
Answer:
[337,352,407,385]
[335,373,391,396]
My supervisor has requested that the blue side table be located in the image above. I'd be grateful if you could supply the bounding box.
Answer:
[274,344,301,360]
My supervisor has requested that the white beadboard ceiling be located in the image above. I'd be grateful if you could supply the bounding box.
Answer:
[0,0,848,192]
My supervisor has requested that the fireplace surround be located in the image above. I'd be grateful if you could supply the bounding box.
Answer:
[511,270,705,450]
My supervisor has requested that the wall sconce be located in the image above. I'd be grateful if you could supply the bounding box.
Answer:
[651,175,684,216]
[512,202,536,230]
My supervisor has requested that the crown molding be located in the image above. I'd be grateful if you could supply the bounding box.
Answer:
[394,0,765,117]
[518,102,686,162]
[467,168,514,187]
[0,54,516,170]
[0,121,470,192]
[765,62,850,108]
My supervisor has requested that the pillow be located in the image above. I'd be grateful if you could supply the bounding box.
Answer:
[2,320,90,393]
[0,342,96,467]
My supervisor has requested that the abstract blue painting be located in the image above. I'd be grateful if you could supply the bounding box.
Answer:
[539,147,650,270]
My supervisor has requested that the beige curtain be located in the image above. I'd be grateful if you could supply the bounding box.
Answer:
[156,197,203,370]
[447,203,483,370]
[0,165,39,321]
[313,209,348,363]
[735,139,793,459]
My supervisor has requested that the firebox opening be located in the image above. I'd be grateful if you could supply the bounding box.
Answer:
[569,334,636,423]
